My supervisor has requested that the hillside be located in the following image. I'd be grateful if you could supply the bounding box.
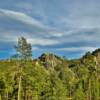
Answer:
[0,49,100,100]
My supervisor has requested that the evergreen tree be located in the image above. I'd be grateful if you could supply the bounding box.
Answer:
[74,81,86,100]
[15,37,32,60]
[14,37,32,100]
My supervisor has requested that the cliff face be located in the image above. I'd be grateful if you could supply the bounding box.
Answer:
[35,49,100,70]
[38,53,63,69]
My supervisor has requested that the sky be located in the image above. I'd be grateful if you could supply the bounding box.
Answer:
[0,0,100,59]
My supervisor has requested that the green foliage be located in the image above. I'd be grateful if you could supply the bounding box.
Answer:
[0,37,100,99]
[73,81,86,100]
[15,37,32,60]
[0,55,100,100]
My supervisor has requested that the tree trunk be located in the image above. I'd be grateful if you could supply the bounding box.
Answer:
[18,75,22,100]
[89,79,91,100]
[6,91,8,100]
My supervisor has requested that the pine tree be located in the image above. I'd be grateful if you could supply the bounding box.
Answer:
[15,37,32,61]
[74,81,86,100]
[14,37,32,100]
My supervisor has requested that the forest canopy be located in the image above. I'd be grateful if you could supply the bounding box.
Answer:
[0,37,100,100]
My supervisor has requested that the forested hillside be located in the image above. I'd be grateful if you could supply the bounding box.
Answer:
[0,37,100,100]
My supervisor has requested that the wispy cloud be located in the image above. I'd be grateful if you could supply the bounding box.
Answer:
[27,38,59,46]
[0,30,60,46]
[58,47,97,52]
[0,8,45,29]
[0,0,100,59]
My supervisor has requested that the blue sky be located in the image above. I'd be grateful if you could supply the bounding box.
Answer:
[0,0,100,59]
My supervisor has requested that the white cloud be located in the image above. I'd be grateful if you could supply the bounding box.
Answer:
[0,0,100,59]
[32,47,39,51]
[48,32,64,37]
[0,29,60,46]
[0,8,45,29]
[58,47,97,52]
[27,38,59,46]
